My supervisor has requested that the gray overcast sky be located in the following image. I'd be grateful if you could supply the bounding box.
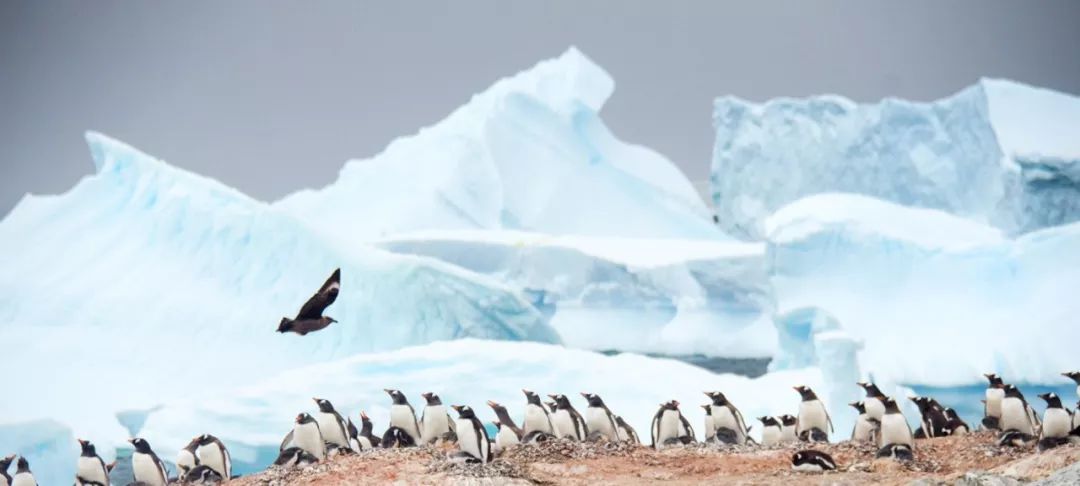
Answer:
[2,1,1079,216]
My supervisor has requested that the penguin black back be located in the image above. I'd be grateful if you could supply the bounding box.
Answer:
[791,450,837,472]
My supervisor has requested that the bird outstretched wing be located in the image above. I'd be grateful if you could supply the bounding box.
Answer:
[296,268,341,319]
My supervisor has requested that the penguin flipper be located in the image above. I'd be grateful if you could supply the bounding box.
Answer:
[448,414,457,432]
[280,430,295,451]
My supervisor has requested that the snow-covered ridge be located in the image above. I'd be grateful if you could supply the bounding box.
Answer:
[712,78,1080,239]
[375,230,775,358]
[276,47,722,241]
[765,193,1080,386]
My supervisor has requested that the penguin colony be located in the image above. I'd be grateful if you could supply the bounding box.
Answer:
[3,373,1077,484]
[4,271,1078,483]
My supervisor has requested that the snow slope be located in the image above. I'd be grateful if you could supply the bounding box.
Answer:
[712,79,1080,239]
[376,230,775,357]
[277,47,723,241]
[139,339,824,474]
[766,193,1080,386]
[0,133,557,470]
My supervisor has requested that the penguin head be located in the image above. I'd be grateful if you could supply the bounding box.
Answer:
[77,438,97,457]
[313,397,336,413]
[580,392,604,407]
[792,451,804,463]
[197,433,216,446]
[758,416,778,427]
[360,410,372,425]
[984,373,1003,386]
[779,414,798,426]
[0,454,14,470]
[943,407,959,420]
[1062,371,1080,385]
[385,389,408,405]
[451,404,475,419]
[848,401,867,414]
[857,381,884,398]
[296,412,316,425]
[129,437,153,454]
[421,392,442,406]
[881,397,901,414]
[1001,384,1024,399]
[704,391,728,406]
[1039,392,1062,408]
[545,400,558,412]
[548,394,570,408]
[908,396,930,411]
[14,456,29,473]
[486,400,507,414]
[522,389,542,405]
[660,400,680,411]
[793,386,817,401]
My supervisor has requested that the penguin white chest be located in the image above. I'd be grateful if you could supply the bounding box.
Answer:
[879,413,912,447]
[761,424,781,445]
[454,418,488,463]
[524,404,553,434]
[294,422,326,459]
[390,405,420,439]
[985,388,1004,417]
[797,400,828,433]
[657,410,683,445]
[358,436,374,450]
[422,405,450,442]
[11,473,35,486]
[711,405,739,431]
[175,449,197,476]
[703,414,715,439]
[496,424,520,447]
[77,456,108,483]
[585,407,616,440]
[780,423,797,442]
[852,414,876,442]
[132,452,166,486]
[1000,397,1033,434]
[552,409,578,439]
[198,442,231,477]
[865,398,885,421]
[316,412,348,447]
[1042,408,1071,439]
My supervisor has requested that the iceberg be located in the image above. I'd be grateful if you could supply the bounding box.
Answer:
[0,420,81,486]
[0,133,557,467]
[138,339,824,474]
[712,79,1080,239]
[766,193,1080,386]
[376,230,775,357]
[277,47,724,241]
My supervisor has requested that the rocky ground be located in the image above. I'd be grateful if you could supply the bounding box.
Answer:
[232,431,1080,485]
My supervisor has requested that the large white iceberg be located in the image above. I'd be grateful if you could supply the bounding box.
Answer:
[0,133,557,469]
[712,79,1080,239]
[139,339,824,474]
[766,193,1080,386]
[376,230,775,357]
[277,47,724,241]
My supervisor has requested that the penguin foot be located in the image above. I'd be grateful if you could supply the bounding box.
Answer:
[876,443,914,461]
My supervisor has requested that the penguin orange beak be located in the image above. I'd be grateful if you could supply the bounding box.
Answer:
[486,400,499,408]
[77,438,87,446]
[360,411,369,420]
[522,388,532,395]
[700,404,709,410]
[295,413,305,423]
[384,389,394,394]
[127,438,135,445]
[580,392,589,398]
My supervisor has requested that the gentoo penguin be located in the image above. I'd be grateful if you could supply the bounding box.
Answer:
[195,433,232,479]
[277,268,340,335]
[876,397,914,459]
[184,465,223,485]
[289,412,326,460]
[385,389,421,446]
[486,400,523,452]
[381,426,417,448]
[909,396,949,438]
[1075,400,1080,431]
[650,400,695,449]
[346,418,362,452]
[791,450,837,472]
[983,373,1005,430]
[175,436,201,480]
[451,405,491,464]
[794,386,832,442]
[704,391,750,445]
[544,400,558,416]
[420,392,456,444]
[580,393,620,441]
[857,382,887,422]
[615,416,640,444]
[274,447,319,467]
[129,438,169,486]
[0,454,14,486]
[313,397,352,451]
[9,458,34,486]
[758,416,782,446]
[522,389,556,436]
[75,439,109,486]
[849,402,877,443]
[549,394,588,441]
[778,414,798,443]
[943,408,970,436]
[1038,392,1072,451]
[1062,372,1080,399]
[701,405,715,442]
[358,411,381,449]
[998,384,1035,436]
